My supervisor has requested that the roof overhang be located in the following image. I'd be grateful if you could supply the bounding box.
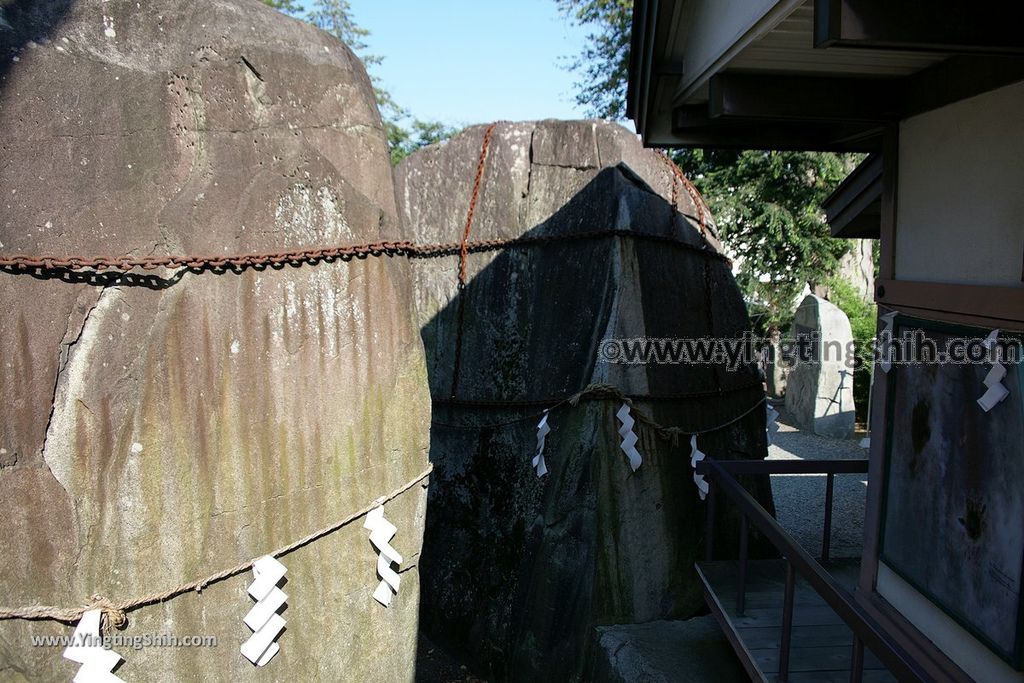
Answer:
[628,0,1024,151]
[823,153,881,238]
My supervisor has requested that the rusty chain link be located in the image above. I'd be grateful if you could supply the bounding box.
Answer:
[1,131,724,277]
[1,128,724,277]
[658,150,712,237]
[458,121,499,287]
[0,229,730,276]
[0,241,421,273]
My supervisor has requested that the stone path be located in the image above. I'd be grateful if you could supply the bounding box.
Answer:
[767,407,869,559]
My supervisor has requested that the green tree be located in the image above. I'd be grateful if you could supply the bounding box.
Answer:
[390,120,460,165]
[557,0,633,121]
[677,148,856,330]
[262,0,456,164]
[557,0,858,330]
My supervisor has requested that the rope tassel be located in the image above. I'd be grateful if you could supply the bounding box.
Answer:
[63,609,125,683]
[616,403,643,472]
[978,329,1010,412]
[766,402,780,445]
[364,507,403,607]
[690,435,709,501]
[240,556,288,667]
[532,411,550,477]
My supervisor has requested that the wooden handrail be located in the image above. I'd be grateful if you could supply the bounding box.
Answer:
[696,458,868,476]
[699,458,928,682]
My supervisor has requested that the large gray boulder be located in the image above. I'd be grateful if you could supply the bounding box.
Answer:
[0,2,429,681]
[396,120,771,681]
[785,295,856,438]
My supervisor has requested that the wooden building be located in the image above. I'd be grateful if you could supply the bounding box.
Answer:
[628,1,1024,681]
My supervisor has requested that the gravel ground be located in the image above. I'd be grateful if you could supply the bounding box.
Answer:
[767,404,869,559]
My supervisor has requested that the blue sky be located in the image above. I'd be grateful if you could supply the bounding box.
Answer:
[344,0,591,126]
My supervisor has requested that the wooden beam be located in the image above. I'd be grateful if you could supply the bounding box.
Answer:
[709,73,900,123]
[875,279,1024,327]
[673,104,714,129]
[823,154,882,239]
[667,129,881,153]
[814,0,1024,55]
[668,56,1024,150]
[877,126,898,280]
[900,55,1024,117]
[671,106,883,152]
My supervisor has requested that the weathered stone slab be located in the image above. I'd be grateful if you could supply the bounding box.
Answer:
[0,2,428,680]
[766,329,788,398]
[589,617,747,683]
[396,120,770,681]
[785,295,856,438]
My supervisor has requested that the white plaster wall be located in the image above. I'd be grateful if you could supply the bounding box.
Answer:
[895,81,1024,287]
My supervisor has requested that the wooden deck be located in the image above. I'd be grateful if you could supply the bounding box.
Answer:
[697,559,897,683]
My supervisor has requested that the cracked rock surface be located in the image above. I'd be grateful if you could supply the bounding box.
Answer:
[396,120,772,682]
[0,1,429,680]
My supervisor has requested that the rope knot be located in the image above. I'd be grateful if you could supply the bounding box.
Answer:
[85,595,127,631]
[662,427,685,446]
[570,383,628,407]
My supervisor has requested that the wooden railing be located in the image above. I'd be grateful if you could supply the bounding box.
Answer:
[697,458,927,683]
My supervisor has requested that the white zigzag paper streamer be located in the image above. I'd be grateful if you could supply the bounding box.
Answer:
[615,403,643,472]
[63,609,124,683]
[766,402,780,446]
[690,435,709,500]
[364,506,403,607]
[878,311,898,373]
[240,556,287,667]
[532,410,550,477]
[978,329,1010,412]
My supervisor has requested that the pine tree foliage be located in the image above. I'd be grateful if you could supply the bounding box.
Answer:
[556,0,633,120]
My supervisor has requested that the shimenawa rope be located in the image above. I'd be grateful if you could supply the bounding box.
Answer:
[0,465,432,630]
[431,382,767,440]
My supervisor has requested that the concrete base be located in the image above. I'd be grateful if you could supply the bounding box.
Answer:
[590,617,747,682]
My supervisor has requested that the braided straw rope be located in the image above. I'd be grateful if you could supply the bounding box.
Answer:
[0,464,433,631]
[432,382,766,440]
[568,383,766,444]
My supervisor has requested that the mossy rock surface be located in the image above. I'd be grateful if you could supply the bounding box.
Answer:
[0,2,429,680]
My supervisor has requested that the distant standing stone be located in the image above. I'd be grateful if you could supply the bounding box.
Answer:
[766,327,788,398]
[785,295,856,438]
